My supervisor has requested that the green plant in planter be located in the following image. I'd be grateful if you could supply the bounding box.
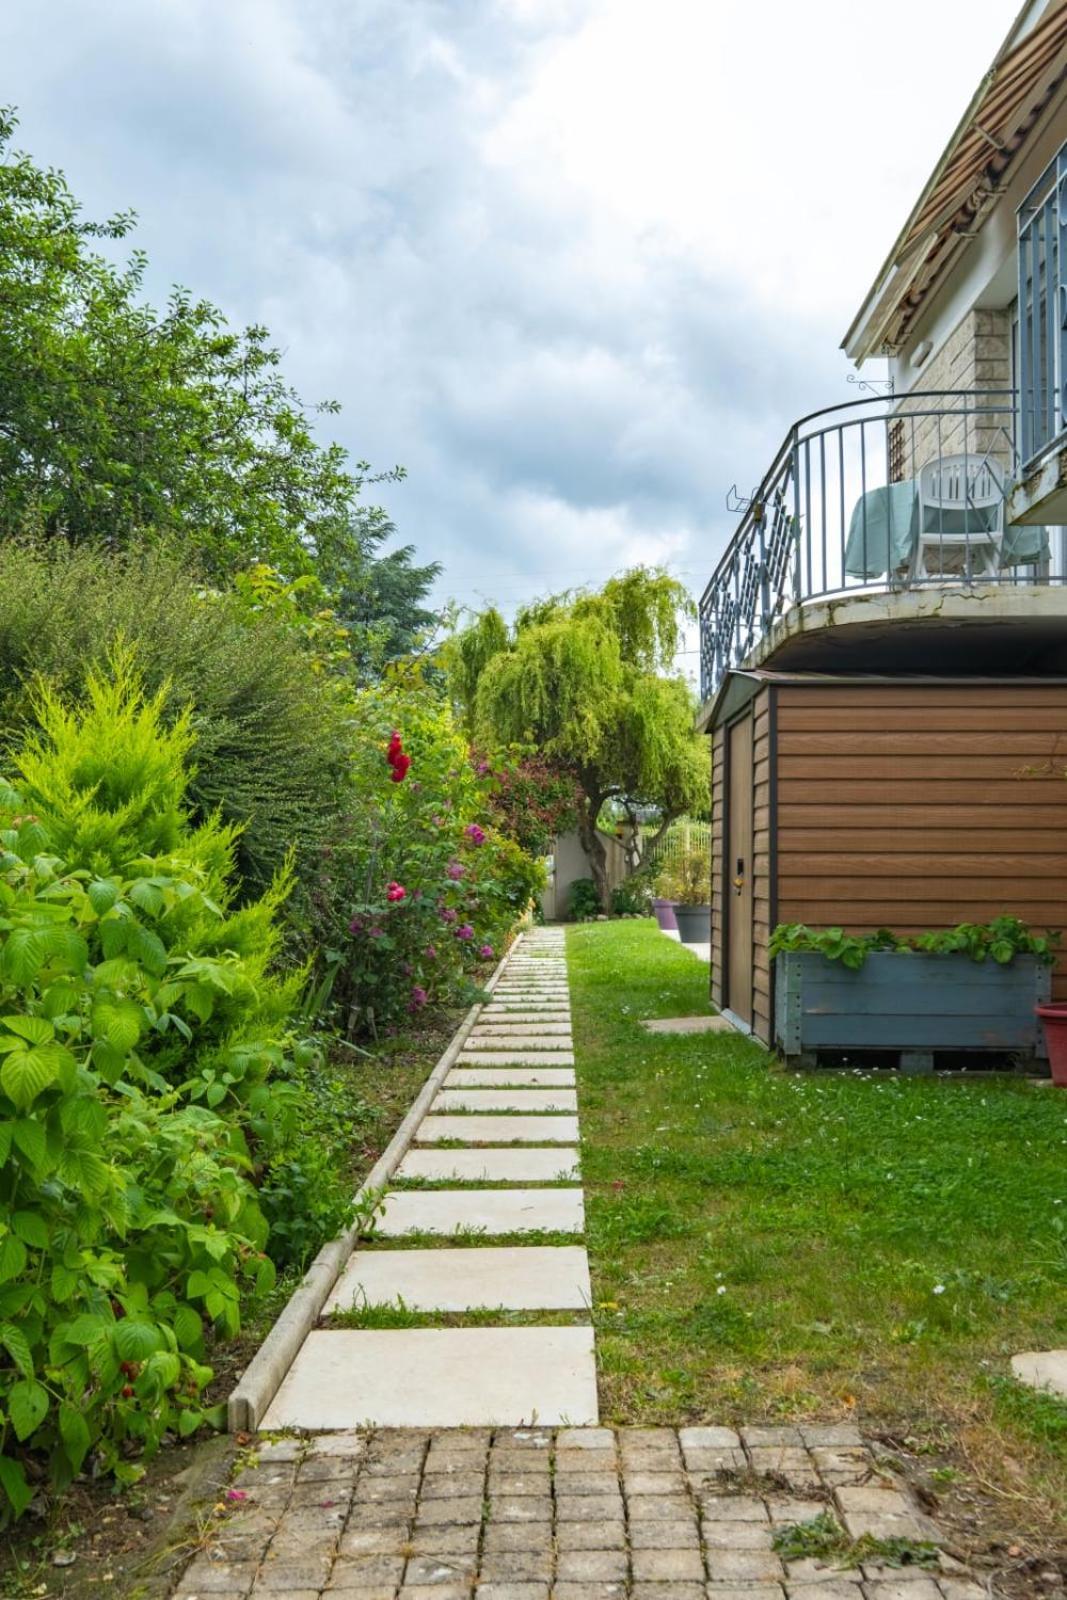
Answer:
[770,917,1058,971]
[654,845,711,907]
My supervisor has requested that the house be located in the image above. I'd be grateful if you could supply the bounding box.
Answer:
[698,0,1067,1046]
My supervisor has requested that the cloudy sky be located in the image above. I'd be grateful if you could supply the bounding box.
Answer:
[3,0,1013,668]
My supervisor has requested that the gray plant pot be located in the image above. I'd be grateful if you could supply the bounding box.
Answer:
[674,904,711,944]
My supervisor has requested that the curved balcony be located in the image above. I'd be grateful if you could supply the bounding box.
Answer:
[697,390,1067,703]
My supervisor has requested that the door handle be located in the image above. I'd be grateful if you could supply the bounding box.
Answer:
[733,856,745,893]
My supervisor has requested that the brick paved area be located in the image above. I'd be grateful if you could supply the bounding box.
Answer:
[173,1425,987,1600]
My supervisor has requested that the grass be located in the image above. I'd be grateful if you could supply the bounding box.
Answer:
[568,918,1067,1540]
[328,1303,590,1329]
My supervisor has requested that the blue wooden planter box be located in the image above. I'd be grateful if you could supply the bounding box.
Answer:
[774,950,1051,1070]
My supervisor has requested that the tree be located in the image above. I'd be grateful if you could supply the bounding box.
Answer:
[0,102,438,663]
[448,568,709,908]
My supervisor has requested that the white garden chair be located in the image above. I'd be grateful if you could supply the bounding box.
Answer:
[913,452,1005,578]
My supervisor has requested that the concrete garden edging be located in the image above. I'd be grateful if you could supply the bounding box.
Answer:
[226,935,521,1432]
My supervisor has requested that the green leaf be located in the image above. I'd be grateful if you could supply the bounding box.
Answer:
[0,1042,63,1109]
[113,1319,164,1361]
[51,1261,78,1303]
[59,1401,91,1472]
[128,880,164,918]
[173,1304,203,1351]
[0,1235,27,1284]
[13,1118,47,1169]
[0,1320,34,1376]
[177,1408,201,1437]
[8,1378,48,1441]
[88,879,120,914]
[0,1015,54,1046]
[0,1454,32,1518]
[91,998,143,1053]
[57,1144,110,1200]
[128,922,168,976]
[0,1121,11,1164]
[1,928,49,984]
[10,1212,48,1249]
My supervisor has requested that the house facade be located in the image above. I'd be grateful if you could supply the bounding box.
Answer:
[699,0,1067,1046]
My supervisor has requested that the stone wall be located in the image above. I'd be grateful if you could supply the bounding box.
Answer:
[892,308,1013,483]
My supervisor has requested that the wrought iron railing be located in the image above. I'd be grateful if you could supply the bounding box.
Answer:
[1018,140,1067,469]
[698,390,1066,702]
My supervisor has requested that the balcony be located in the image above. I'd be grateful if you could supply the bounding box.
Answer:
[697,389,1067,704]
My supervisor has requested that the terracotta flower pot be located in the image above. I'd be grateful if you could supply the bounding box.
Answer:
[653,898,678,932]
[1036,1004,1067,1085]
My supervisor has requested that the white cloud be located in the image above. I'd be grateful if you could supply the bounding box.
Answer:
[1,0,1013,624]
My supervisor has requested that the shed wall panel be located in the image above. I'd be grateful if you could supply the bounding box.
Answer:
[775,682,1067,1017]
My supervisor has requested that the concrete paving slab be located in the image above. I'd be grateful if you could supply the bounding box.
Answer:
[395,1147,581,1182]
[374,1187,584,1235]
[433,1088,578,1113]
[417,1115,579,1144]
[464,1034,573,1051]
[471,1023,573,1036]
[456,1052,574,1067]
[482,1010,572,1020]
[1010,1350,1067,1396]
[640,1015,735,1034]
[323,1246,592,1314]
[261,1327,598,1427]
[446,1068,576,1088]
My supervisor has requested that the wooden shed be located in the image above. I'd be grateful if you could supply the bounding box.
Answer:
[707,672,1067,1043]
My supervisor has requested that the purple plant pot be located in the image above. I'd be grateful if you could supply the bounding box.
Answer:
[653,898,678,932]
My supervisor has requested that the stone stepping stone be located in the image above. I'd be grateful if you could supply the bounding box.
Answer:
[457,1051,574,1066]
[464,1033,572,1050]
[447,1067,575,1088]
[261,1326,598,1428]
[483,1008,571,1019]
[374,1186,584,1235]
[417,1113,579,1144]
[395,1146,580,1182]
[1011,1350,1067,1396]
[433,1087,578,1113]
[323,1245,591,1314]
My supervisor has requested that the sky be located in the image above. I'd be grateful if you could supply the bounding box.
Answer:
[2,0,1015,672]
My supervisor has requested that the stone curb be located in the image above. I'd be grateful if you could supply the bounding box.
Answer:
[226,934,524,1432]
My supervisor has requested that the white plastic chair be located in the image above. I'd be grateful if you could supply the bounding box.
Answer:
[913,453,1005,578]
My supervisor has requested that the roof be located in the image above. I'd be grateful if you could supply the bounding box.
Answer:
[843,0,1067,362]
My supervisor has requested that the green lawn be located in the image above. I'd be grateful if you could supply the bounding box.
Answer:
[569,919,1067,1534]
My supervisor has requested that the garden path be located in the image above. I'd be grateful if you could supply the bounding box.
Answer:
[260,928,599,1428]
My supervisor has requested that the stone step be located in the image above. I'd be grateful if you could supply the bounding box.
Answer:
[323,1245,592,1314]
[395,1146,580,1183]
[464,1034,573,1050]
[374,1186,584,1235]
[261,1327,598,1428]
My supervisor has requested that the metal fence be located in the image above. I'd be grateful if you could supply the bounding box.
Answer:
[646,817,711,867]
[698,389,1067,702]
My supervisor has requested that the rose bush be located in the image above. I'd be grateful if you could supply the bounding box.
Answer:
[308,667,545,1035]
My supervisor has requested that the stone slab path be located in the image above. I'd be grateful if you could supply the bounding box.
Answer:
[262,929,599,1430]
[176,1423,992,1600]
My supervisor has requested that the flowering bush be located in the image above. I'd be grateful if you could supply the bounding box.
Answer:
[310,669,545,1035]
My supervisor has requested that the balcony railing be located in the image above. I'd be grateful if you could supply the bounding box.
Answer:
[698,390,1066,702]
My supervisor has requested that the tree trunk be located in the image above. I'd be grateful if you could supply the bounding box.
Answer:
[576,793,611,911]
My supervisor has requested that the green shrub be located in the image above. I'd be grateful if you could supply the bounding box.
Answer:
[611,877,652,916]
[0,539,352,895]
[569,878,601,921]
[0,653,326,1517]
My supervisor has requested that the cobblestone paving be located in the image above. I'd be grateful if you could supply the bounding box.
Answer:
[174,1425,988,1600]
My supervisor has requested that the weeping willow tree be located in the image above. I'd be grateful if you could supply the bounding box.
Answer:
[447,568,709,909]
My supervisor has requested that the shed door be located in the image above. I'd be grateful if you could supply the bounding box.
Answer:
[726,714,754,1025]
